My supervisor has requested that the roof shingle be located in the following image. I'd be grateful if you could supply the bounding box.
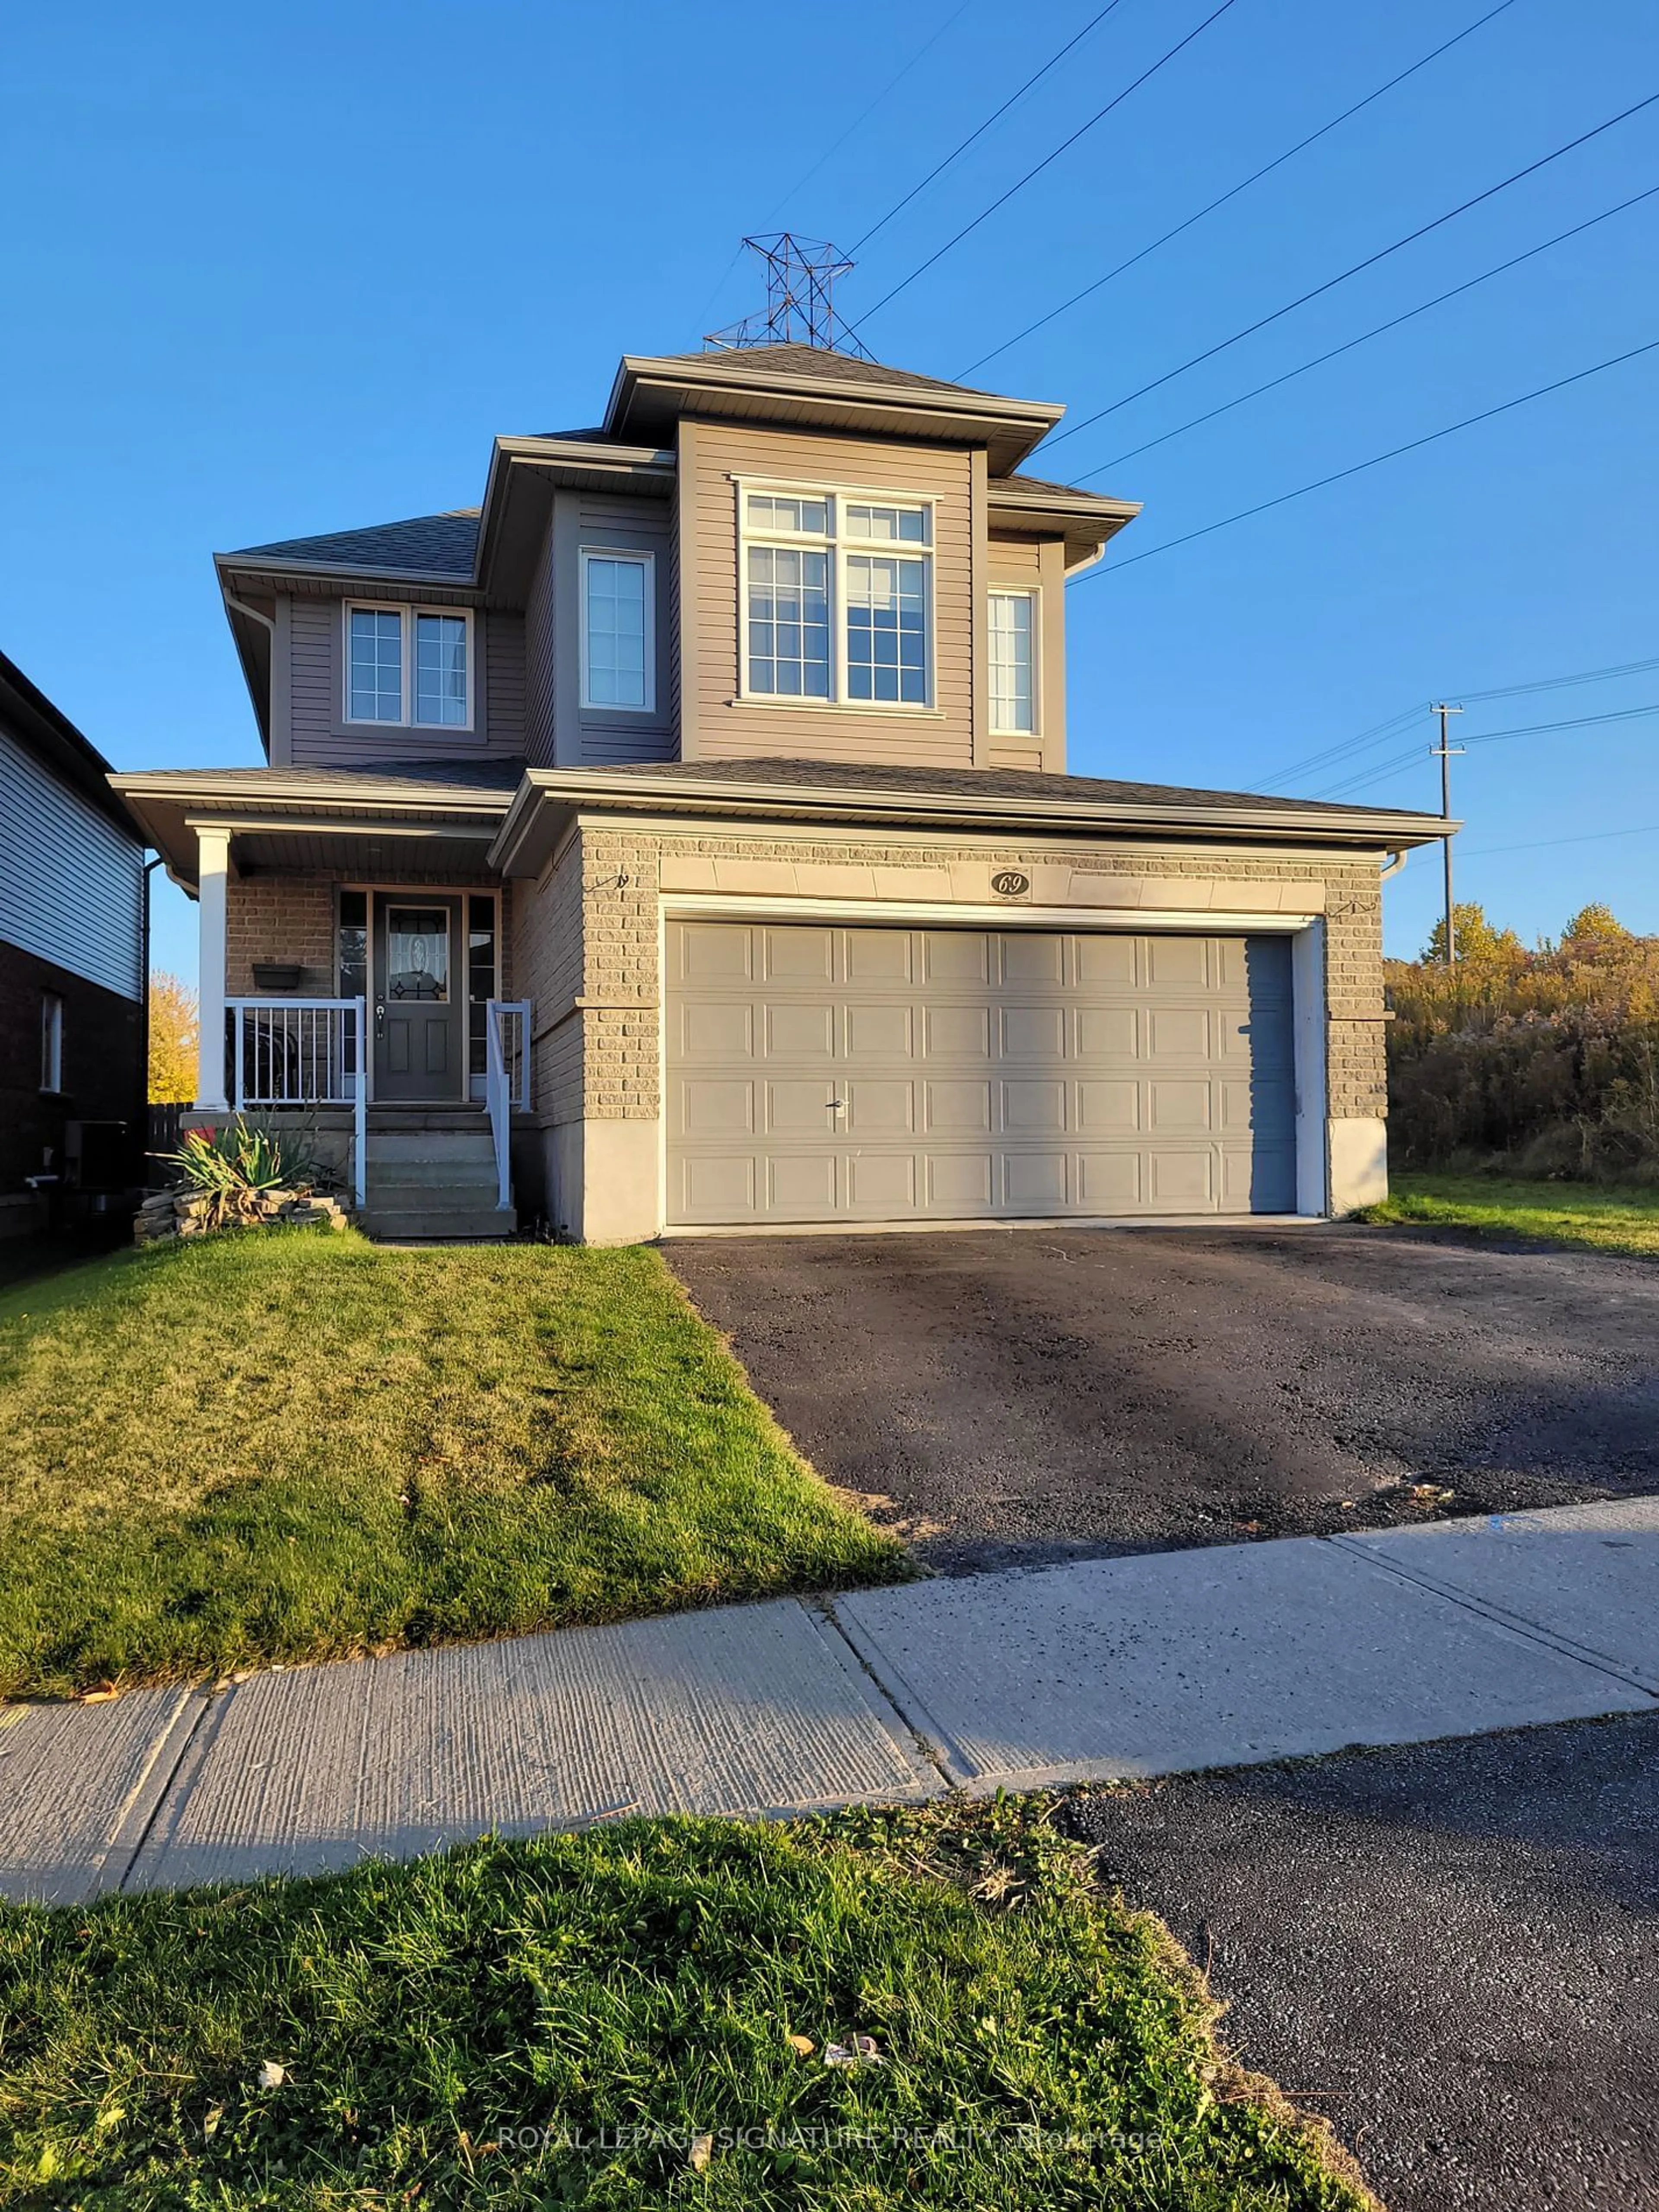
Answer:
[223,511,480,579]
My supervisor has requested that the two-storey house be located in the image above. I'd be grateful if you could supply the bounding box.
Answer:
[114,343,1447,1242]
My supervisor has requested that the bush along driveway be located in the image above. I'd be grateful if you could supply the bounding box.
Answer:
[0,1230,906,1700]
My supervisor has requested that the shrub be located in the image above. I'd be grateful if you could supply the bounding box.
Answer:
[168,1115,324,1229]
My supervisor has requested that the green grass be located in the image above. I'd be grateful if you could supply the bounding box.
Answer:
[1359,1170,1659,1258]
[0,1230,904,1700]
[0,1799,1371,2210]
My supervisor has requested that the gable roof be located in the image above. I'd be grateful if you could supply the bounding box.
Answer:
[223,510,481,581]
[653,343,1009,401]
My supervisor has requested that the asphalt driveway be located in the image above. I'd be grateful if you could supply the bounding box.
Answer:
[666,1223,1659,1572]
[1064,1716,1659,2212]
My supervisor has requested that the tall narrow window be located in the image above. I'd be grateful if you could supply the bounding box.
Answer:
[581,551,654,710]
[40,993,63,1093]
[348,607,403,723]
[989,590,1036,735]
[414,613,468,726]
[345,604,474,728]
[740,487,932,706]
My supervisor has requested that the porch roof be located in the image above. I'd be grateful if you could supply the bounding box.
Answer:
[109,758,520,893]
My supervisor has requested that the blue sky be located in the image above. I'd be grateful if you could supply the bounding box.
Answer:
[3,0,1655,984]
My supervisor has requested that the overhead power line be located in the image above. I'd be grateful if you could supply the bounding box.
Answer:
[858,0,1243,321]
[1044,89,1659,449]
[1309,700,1659,802]
[848,0,1129,257]
[1077,333,1659,578]
[1463,820,1659,859]
[1262,652,1659,792]
[958,0,1519,378]
[1078,182,1659,478]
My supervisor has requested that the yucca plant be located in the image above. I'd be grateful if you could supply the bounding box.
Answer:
[168,1116,318,1229]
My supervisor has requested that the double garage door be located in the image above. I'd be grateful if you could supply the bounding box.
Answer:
[666,919,1298,1227]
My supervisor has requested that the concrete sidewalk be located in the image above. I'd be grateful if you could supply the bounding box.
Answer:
[4,1497,1657,1905]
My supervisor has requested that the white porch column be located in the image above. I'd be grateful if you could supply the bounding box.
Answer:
[194,825,230,1111]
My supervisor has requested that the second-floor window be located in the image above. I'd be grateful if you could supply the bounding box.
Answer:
[580,549,655,712]
[989,590,1037,735]
[345,604,472,728]
[740,486,933,708]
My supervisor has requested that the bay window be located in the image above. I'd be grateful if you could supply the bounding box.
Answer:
[345,604,472,728]
[740,486,933,707]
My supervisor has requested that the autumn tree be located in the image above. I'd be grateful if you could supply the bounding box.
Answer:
[148,972,198,1102]
[1558,902,1634,953]
[1420,902,1527,968]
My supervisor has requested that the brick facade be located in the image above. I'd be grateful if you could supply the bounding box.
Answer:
[512,818,1388,1133]
[0,939,143,1196]
[225,870,514,998]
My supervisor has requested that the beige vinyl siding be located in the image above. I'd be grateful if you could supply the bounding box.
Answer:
[525,520,557,766]
[682,420,976,769]
[286,601,527,766]
[547,489,675,768]
[987,531,1067,776]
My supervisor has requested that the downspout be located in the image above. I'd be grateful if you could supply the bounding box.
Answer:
[1380,847,1408,880]
[140,854,163,1183]
[224,592,275,637]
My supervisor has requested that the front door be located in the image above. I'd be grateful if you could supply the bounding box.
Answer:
[373,896,464,1102]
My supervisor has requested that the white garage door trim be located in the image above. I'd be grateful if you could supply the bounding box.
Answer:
[660,898,1328,1231]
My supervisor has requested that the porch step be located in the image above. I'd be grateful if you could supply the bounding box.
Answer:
[367,1136,497,1172]
[366,1109,493,1133]
[360,1201,518,1243]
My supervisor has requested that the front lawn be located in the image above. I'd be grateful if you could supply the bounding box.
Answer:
[0,1231,903,1700]
[1362,1171,1659,1258]
[0,1798,1371,2211]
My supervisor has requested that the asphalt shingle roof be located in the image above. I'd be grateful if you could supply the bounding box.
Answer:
[657,343,1018,403]
[224,511,480,578]
[580,755,1435,821]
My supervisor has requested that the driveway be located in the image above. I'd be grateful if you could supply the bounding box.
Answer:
[1063,1716,1659,2212]
[666,1224,1659,1572]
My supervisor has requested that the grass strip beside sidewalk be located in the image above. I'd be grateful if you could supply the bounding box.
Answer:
[0,1799,1372,2210]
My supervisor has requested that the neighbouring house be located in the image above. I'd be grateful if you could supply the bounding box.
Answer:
[111,340,1449,1243]
[0,648,146,1237]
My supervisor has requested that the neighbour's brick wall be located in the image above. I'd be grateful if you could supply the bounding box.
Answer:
[0,940,144,1192]
[224,871,514,998]
[515,821,1388,1130]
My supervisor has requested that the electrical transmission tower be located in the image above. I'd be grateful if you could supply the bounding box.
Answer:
[704,234,871,357]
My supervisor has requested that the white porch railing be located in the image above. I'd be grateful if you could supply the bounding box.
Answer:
[227,997,368,1209]
[484,999,531,1210]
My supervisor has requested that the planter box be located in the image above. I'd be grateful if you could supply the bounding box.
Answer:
[250,962,304,992]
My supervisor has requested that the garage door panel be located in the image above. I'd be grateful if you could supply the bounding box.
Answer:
[764,1003,836,1058]
[847,1002,914,1058]
[666,923,1300,1227]
[766,1081,837,1134]
[924,932,990,982]
[1003,1079,1067,1133]
[925,1004,991,1058]
[681,1079,754,1135]
[680,1001,754,1061]
[846,929,913,981]
[768,1155,838,1214]
[679,922,753,981]
[927,1153,993,1210]
[764,926,835,981]
[1001,1005,1066,1059]
[925,1080,993,1133]
[849,1154,916,1209]
[845,1080,915,1133]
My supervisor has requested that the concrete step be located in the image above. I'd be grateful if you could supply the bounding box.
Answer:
[365,1110,491,1132]
[366,1135,497,1168]
[367,1182,502,1213]
[361,1204,518,1243]
[364,1155,501,1189]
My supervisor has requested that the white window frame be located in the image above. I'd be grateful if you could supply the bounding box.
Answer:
[40,991,63,1093]
[578,547,657,714]
[342,601,475,731]
[734,477,937,712]
[988,586,1041,737]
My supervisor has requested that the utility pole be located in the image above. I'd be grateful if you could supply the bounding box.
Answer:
[1430,703,1465,963]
